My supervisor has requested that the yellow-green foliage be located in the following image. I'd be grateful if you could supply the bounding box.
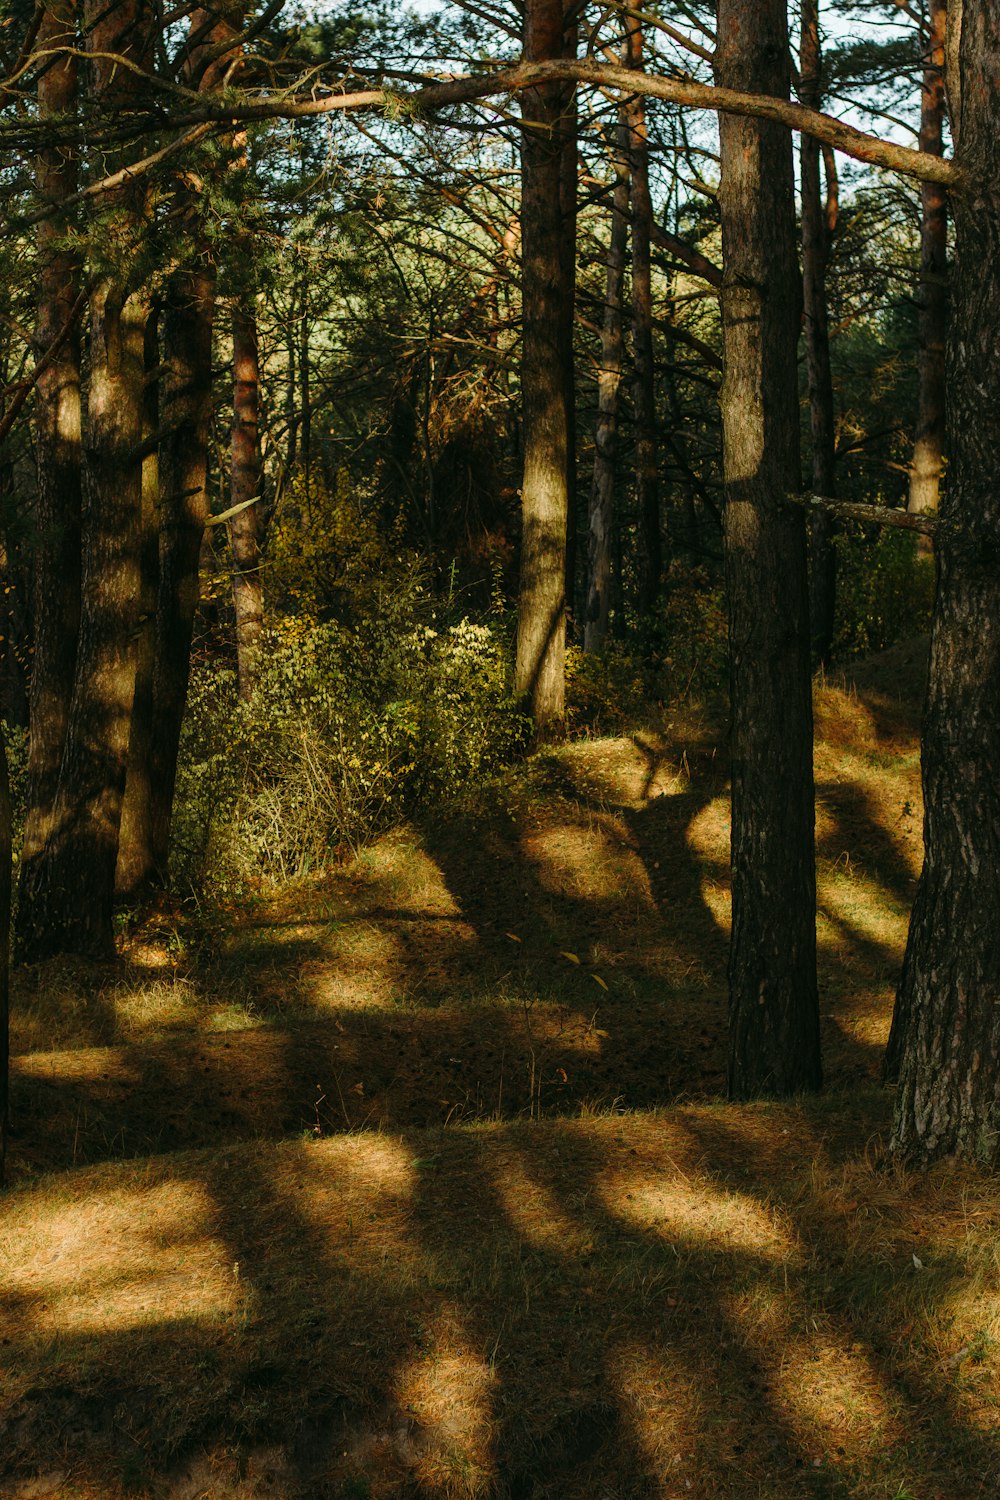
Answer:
[834,528,935,659]
[565,644,648,735]
[268,468,426,627]
[172,615,529,892]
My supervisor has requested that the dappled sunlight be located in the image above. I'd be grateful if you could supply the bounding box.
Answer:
[818,867,909,952]
[394,1339,498,1493]
[344,834,465,919]
[490,1146,596,1255]
[519,816,654,912]
[605,1340,705,1490]
[551,735,688,808]
[0,1178,235,1339]
[597,1162,801,1262]
[760,1333,903,1457]
[293,1136,427,1278]
[684,793,729,866]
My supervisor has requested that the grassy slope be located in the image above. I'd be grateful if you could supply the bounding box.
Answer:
[3,639,999,1500]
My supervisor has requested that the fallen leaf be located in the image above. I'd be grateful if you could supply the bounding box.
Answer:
[560,951,581,964]
[505,932,522,943]
[591,974,609,990]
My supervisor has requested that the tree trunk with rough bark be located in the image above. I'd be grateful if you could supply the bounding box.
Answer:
[585,109,629,654]
[888,0,1000,1166]
[625,18,661,619]
[115,306,161,899]
[17,0,148,961]
[17,0,83,956]
[800,0,839,665]
[144,260,218,878]
[231,301,265,699]
[514,0,576,736]
[907,0,948,536]
[716,0,821,1098]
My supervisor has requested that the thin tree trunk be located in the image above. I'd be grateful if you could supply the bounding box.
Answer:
[716,0,821,1098]
[907,0,948,535]
[888,1,1000,1165]
[231,300,265,699]
[18,0,149,961]
[115,304,161,899]
[17,0,82,956]
[801,0,839,664]
[514,0,576,736]
[625,18,661,619]
[585,111,629,653]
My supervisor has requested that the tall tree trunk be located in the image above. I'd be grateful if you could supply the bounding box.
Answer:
[230,301,265,699]
[17,0,82,956]
[907,0,948,535]
[585,111,629,653]
[888,0,1000,1166]
[716,0,821,1098]
[17,0,148,961]
[145,260,218,878]
[115,305,161,899]
[514,0,576,736]
[140,6,229,884]
[625,18,661,619]
[800,0,839,665]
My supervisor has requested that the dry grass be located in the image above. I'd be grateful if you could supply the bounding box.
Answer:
[6,638,997,1498]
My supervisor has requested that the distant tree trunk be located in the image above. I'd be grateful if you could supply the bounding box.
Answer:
[888,1,1000,1166]
[585,110,629,653]
[116,305,161,899]
[625,18,661,619]
[515,0,576,736]
[800,0,839,665]
[716,0,821,1098]
[907,0,948,536]
[0,725,11,1186]
[299,284,312,494]
[146,260,218,878]
[230,301,265,699]
[17,0,148,961]
[17,0,82,956]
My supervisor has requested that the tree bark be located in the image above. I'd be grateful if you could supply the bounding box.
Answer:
[17,0,83,956]
[514,0,576,736]
[907,0,948,535]
[716,0,821,1098]
[17,0,148,961]
[230,300,265,699]
[625,18,661,619]
[888,1,1000,1165]
[115,304,161,899]
[800,0,839,665]
[144,260,218,878]
[585,110,629,653]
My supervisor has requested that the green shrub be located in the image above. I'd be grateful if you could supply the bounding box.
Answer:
[833,526,935,659]
[172,615,529,893]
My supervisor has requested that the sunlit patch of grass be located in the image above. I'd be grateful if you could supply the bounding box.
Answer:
[4,1110,1000,1496]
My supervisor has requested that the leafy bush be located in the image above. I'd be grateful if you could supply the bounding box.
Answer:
[833,526,935,659]
[172,615,529,892]
[565,644,648,736]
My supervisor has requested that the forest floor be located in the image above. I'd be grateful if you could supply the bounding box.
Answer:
[4,637,1000,1500]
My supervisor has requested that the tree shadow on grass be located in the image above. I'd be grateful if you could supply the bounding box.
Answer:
[4,1100,998,1498]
